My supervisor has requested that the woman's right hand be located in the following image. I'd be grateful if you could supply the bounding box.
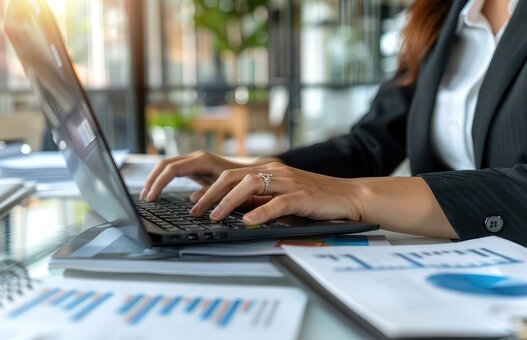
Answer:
[140,151,282,203]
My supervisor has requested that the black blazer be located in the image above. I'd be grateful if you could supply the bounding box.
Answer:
[278,0,527,245]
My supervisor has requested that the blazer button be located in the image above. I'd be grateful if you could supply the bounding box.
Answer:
[485,215,504,233]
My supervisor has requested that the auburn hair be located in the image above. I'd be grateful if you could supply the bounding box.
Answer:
[398,0,452,85]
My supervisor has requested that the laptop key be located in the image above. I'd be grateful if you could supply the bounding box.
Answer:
[165,226,183,232]
[207,224,230,231]
[196,220,219,225]
[159,223,175,230]
[183,226,206,232]
[165,217,188,224]
[179,224,202,229]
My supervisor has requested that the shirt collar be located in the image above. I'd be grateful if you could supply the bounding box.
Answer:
[456,0,519,35]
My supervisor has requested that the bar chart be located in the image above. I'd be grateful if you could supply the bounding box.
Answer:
[1,278,307,340]
[313,247,523,272]
[7,286,282,330]
[8,289,113,322]
[118,293,275,328]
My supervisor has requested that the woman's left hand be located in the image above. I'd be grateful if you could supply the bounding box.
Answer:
[189,162,364,225]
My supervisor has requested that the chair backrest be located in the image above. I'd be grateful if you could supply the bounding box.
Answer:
[0,112,46,151]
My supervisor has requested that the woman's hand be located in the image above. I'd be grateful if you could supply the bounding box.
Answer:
[142,152,458,239]
[140,151,281,203]
[189,162,364,225]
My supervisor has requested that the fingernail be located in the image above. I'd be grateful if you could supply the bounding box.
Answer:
[190,205,198,216]
[189,193,198,203]
[146,193,153,202]
[140,189,147,200]
[244,212,258,224]
[210,206,223,220]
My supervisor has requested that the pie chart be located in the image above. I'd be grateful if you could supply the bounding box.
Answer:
[427,273,527,297]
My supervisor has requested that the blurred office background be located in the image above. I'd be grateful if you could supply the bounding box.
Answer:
[0,0,411,157]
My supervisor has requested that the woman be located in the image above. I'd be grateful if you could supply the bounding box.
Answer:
[141,0,527,245]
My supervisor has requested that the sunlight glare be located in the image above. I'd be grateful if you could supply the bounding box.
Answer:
[47,0,66,16]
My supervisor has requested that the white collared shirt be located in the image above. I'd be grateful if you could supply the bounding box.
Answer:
[430,0,518,170]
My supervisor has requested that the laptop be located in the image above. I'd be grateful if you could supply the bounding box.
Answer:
[4,0,378,247]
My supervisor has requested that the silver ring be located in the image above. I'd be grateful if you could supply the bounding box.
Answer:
[258,173,272,195]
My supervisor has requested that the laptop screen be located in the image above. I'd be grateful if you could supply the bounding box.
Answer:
[5,0,151,247]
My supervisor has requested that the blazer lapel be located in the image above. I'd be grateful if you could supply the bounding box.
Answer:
[472,0,527,168]
[408,0,467,175]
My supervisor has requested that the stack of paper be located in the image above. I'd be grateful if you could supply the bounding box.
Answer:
[0,277,307,340]
[0,150,128,182]
[283,236,527,338]
[49,226,284,278]
[180,235,389,256]
[49,225,389,277]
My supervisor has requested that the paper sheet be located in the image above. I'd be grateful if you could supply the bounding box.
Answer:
[0,150,128,171]
[0,277,307,340]
[283,236,527,338]
[70,227,389,258]
[49,227,283,277]
[180,235,390,257]
[36,171,201,197]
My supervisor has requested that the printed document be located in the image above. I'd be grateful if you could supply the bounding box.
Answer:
[283,236,527,338]
[0,277,307,340]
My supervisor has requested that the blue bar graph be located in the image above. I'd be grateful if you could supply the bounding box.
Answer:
[7,287,270,330]
[160,296,182,316]
[184,297,202,313]
[201,298,221,320]
[218,300,241,328]
[72,292,113,322]
[116,295,249,327]
[8,288,60,318]
[342,254,372,270]
[128,295,163,325]
[320,247,524,273]
[50,290,77,306]
[64,292,95,311]
[8,288,109,322]
[394,253,425,268]
[118,294,144,314]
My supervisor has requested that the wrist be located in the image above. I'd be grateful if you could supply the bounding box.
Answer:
[253,156,284,166]
[345,178,370,222]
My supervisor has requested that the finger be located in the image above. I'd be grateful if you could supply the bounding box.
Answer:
[190,169,247,216]
[237,195,273,211]
[189,175,215,186]
[243,192,303,225]
[209,174,272,221]
[141,155,188,199]
[145,153,220,201]
[189,186,210,203]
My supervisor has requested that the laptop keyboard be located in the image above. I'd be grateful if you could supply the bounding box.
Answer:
[133,193,272,240]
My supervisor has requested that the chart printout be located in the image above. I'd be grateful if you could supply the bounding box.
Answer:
[283,236,527,338]
[0,278,307,340]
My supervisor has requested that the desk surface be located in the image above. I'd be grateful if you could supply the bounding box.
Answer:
[0,194,451,340]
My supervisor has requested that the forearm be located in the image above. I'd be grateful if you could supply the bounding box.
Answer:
[352,176,459,239]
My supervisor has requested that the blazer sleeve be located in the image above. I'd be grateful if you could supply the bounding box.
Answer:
[420,165,527,246]
[276,79,415,178]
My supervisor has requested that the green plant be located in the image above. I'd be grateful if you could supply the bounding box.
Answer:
[193,0,269,56]
[146,109,198,131]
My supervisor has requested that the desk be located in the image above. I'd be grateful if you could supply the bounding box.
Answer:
[0,194,451,340]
